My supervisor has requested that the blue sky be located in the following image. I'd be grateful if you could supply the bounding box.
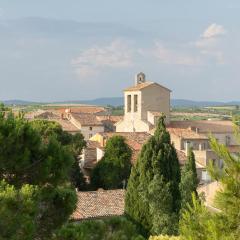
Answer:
[0,0,240,102]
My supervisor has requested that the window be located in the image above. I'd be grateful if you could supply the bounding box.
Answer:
[127,95,131,112]
[134,95,138,112]
[89,127,92,131]
[89,134,93,139]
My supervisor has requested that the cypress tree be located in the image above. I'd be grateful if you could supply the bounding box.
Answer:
[125,116,181,235]
[179,148,198,210]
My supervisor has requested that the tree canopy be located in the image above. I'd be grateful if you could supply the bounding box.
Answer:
[125,117,181,236]
[0,113,78,239]
[91,135,132,190]
[179,148,198,210]
[54,217,145,240]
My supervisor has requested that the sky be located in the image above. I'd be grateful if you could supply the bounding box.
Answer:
[0,0,240,102]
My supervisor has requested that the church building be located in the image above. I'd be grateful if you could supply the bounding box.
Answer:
[115,72,171,132]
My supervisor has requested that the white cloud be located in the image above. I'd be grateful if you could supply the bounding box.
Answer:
[202,23,226,39]
[71,40,133,78]
[147,42,202,66]
[194,23,227,64]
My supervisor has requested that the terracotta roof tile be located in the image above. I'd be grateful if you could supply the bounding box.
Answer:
[54,119,80,132]
[227,145,240,153]
[96,115,124,123]
[176,150,187,166]
[99,132,151,150]
[71,189,125,221]
[124,82,171,92]
[167,127,208,140]
[56,106,106,114]
[168,120,234,133]
[71,113,103,126]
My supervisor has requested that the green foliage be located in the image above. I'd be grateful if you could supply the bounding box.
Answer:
[149,235,180,240]
[30,120,87,190]
[0,113,77,239]
[208,137,240,237]
[54,217,145,240]
[147,175,179,235]
[0,180,38,240]
[180,125,240,240]
[91,136,132,189]
[125,117,181,236]
[179,149,198,210]
[180,194,234,240]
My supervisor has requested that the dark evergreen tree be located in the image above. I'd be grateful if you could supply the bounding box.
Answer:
[125,116,181,236]
[0,112,77,239]
[91,135,132,190]
[30,120,87,190]
[179,148,198,210]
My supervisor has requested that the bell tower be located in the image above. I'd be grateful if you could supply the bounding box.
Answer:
[135,72,146,85]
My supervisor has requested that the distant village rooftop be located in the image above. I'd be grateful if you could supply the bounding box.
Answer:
[71,189,125,221]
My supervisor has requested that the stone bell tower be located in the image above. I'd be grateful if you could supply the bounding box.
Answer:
[135,72,146,85]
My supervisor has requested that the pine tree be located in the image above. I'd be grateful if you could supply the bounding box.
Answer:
[180,130,240,240]
[0,112,77,239]
[125,116,181,236]
[179,148,198,210]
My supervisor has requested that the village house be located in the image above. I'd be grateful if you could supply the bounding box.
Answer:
[66,111,104,140]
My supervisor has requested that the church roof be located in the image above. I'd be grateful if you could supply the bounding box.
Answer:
[124,82,171,92]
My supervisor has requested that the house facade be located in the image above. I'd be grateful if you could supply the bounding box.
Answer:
[67,112,105,140]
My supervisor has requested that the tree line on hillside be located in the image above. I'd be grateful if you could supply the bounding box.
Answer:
[0,104,239,239]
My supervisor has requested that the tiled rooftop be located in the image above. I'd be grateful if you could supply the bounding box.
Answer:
[71,189,125,221]
[168,120,234,133]
[96,115,124,123]
[167,127,208,140]
[57,106,106,114]
[71,113,103,126]
[99,132,151,149]
[54,119,80,132]
[124,82,171,92]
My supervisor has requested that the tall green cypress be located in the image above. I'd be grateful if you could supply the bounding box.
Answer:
[125,116,181,236]
[179,148,198,210]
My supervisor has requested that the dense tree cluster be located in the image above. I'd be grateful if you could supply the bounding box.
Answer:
[30,120,87,190]
[91,135,132,190]
[0,112,86,239]
[54,217,145,240]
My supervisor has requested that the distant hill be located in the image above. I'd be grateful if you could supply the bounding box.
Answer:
[171,99,240,107]
[2,98,240,108]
